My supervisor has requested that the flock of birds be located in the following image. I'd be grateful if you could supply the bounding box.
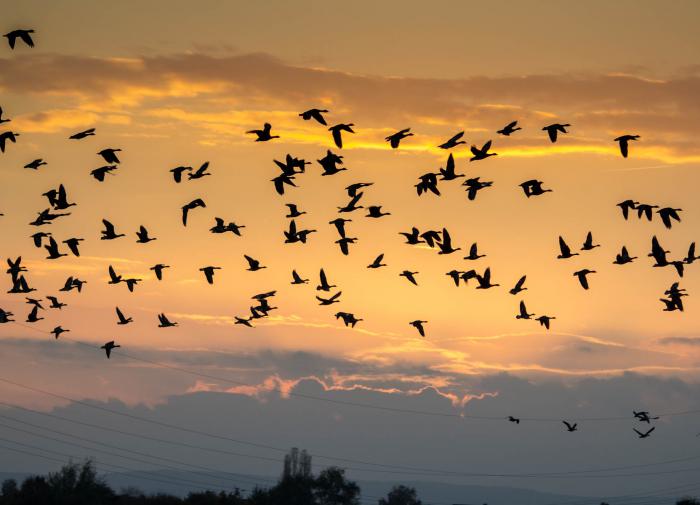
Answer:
[0,28,691,437]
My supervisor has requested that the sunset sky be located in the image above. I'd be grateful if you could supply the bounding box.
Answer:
[1,1,700,500]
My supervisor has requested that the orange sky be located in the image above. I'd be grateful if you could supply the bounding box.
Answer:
[1,0,700,411]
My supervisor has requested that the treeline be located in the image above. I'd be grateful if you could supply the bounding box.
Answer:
[2,458,699,505]
[0,458,423,505]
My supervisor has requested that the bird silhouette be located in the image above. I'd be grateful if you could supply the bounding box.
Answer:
[476,268,499,289]
[542,123,570,143]
[684,243,700,264]
[116,307,133,325]
[335,312,363,328]
[199,266,221,284]
[328,123,355,148]
[509,275,527,295]
[98,148,121,164]
[158,313,178,328]
[44,184,75,210]
[235,316,254,327]
[497,121,522,136]
[285,203,306,218]
[318,150,347,175]
[464,243,486,261]
[4,29,35,49]
[367,254,387,269]
[24,159,47,170]
[210,217,245,236]
[463,177,493,201]
[150,264,170,281]
[329,218,352,238]
[59,277,86,293]
[508,416,521,424]
[613,246,637,265]
[0,131,20,152]
[107,265,122,285]
[536,315,556,330]
[101,340,120,358]
[636,203,658,221]
[581,231,600,251]
[385,128,413,148]
[291,270,309,284]
[520,179,552,197]
[272,173,297,195]
[437,228,460,255]
[244,255,266,271]
[91,165,118,181]
[51,326,69,339]
[46,296,66,309]
[470,140,497,161]
[410,320,427,337]
[246,123,279,141]
[617,200,639,220]
[438,153,464,181]
[634,411,660,423]
[415,172,440,196]
[26,305,43,323]
[557,236,579,259]
[516,301,535,320]
[6,257,27,282]
[8,276,35,294]
[69,128,96,140]
[0,107,9,125]
[101,219,125,240]
[31,232,51,248]
[182,198,206,226]
[338,192,364,213]
[438,131,466,149]
[187,161,211,180]
[136,225,156,243]
[44,237,67,259]
[656,207,682,229]
[316,291,342,305]
[399,227,423,245]
[563,421,578,432]
[400,270,419,286]
[366,206,390,218]
[346,182,373,197]
[317,269,336,291]
[170,166,192,183]
[573,269,596,290]
[634,427,655,439]
[614,135,640,158]
[335,237,357,255]
[299,108,328,125]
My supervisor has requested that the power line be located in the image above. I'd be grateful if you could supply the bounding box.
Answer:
[7,321,700,423]
[2,377,700,481]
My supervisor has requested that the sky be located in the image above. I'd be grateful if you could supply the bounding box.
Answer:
[1,0,700,501]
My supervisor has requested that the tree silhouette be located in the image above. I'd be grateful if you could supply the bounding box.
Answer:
[378,486,422,505]
[314,467,360,505]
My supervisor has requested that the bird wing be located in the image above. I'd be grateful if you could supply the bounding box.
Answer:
[20,31,34,47]
[619,139,628,158]
[559,236,571,256]
[331,128,343,148]
[546,127,557,142]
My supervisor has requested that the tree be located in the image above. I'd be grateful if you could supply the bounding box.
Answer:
[677,498,700,505]
[314,467,360,505]
[378,486,422,505]
[282,448,312,480]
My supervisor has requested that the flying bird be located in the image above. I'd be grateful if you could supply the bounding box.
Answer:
[158,313,178,328]
[633,427,655,439]
[497,121,521,136]
[410,320,427,337]
[617,200,639,220]
[181,198,206,226]
[438,131,466,149]
[614,246,637,265]
[438,153,464,181]
[0,131,20,152]
[581,232,600,251]
[516,301,534,320]
[98,148,121,164]
[470,140,497,161]
[291,270,309,285]
[246,122,279,141]
[400,270,419,286]
[614,135,640,158]
[520,179,552,198]
[557,236,579,259]
[101,219,125,240]
[367,254,387,269]
[509,275,527,295]
[170,166,192,183]
[150,264,170,280]
[542,123,570,143]
[24,159,47,170]
[115,307,133,325]
[136,225,156,243]
[317,269,336,292]
[563,421,578,432]
[69,128,96,140]
[385,128,413,148]
[464,243,486,261]
[244,255,266,271]
[299,108,328,125]
[656,207,682,229]
[187,161,211,180]
[91,165,118,181]
[536,315,556,330]
[328,123,355,148]
[199,266,221,284]
[100,340,120,359]
[574,269,596,290]
[4,29,35,49]
[316,291,342,306]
